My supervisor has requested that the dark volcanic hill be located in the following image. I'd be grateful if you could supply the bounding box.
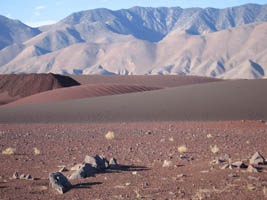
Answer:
[0,73,80,105]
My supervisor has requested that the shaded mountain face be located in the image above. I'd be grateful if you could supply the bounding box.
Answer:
[0,4,267,78]
[0,15,40,50]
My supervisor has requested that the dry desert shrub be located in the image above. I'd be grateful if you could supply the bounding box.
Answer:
[207,134,213,138]
[247,184,256,191]
[33,147,41,155]
[178,145,188,153]
[2,147,16,155]
[210,145,220,154]
[263,186,267,197]
[105,131,115,140]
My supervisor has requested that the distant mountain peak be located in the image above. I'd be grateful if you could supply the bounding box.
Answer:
[0,4,267,78]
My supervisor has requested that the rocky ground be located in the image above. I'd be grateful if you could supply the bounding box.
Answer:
[0,121,267,200]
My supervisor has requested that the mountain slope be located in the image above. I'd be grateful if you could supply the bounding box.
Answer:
[0,15,40,50]
[0,4,267,78]
[1,22,266,78]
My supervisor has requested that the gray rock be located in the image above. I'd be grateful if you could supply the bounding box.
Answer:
[69,163,96,180]
[228,173,238,178]
[12,172,19,179]
[49,172,72,194]
[19,174,32,180]
[145,130,152,135]
[221,164,230,169]
[249,152,265,165]
[109,158,120,169]
[162,160,174,168]
[84,155,109,170]
[71,163,83,171]
[247,165,259,173]
[59,167,68,172]
[232,161,247,169]
[211,158,225,165]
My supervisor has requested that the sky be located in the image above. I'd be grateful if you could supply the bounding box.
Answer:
[0,0,266,27]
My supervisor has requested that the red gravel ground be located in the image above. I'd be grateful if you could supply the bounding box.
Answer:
[0,121,267,200]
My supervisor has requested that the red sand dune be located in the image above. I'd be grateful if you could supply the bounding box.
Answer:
[70,75,222,87]
[2,74,222,107]
[4,84,162,107]
[0,73,80,105]
[0,79,267,123]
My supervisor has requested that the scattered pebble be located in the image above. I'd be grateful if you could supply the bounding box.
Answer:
[162,160,174,168]
[228,173,238,178]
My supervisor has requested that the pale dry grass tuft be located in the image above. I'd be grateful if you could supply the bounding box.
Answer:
[105,131,115,140]
[2,147,16,155]
[263,186,267,197]
[178,145,188,153]
[210,145,220,154]
[34,147,41,155]
[247,184,256,191]
[207,134,213,138]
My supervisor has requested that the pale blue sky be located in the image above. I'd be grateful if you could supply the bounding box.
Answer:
[0,0,266,27]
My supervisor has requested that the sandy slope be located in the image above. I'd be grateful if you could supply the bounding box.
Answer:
[4,84,162,107]
[0,79,266,123]
[0,73,80,105]
[69,75,222,86]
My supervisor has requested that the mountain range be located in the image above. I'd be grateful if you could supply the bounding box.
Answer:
[0,3,267,78]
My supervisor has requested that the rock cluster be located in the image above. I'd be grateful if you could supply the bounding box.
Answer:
[12,172,35,180]
[219,152,266,173]
[49,154,120,194]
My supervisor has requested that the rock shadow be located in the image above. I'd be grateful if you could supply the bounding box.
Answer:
[97,164,149,175]
[72,181,102,189]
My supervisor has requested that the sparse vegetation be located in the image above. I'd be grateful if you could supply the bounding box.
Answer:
[207,134,213,138]
[34,147,41,155]
[210,145,219,154]
[105,131,115,140]
[2,147,16,155]
[263,186,267,197]
[178,145,188,153]
[247,184,256,191]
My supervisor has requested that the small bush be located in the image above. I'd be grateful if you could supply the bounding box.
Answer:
[105,131,115,140]
[34,147,41,155]
[207,134,213,138]
[210,145,220,154]
[2,147,16,155]
[178,145,188,153]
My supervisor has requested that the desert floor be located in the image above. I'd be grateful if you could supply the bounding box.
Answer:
[0,121,267,200]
